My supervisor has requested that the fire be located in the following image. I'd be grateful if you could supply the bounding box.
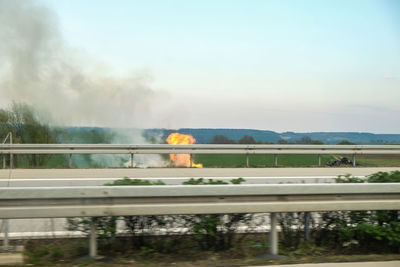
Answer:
[166,133,203,168]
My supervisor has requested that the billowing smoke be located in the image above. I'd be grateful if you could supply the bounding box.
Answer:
[0,0,169,167]
[0,0,170,128]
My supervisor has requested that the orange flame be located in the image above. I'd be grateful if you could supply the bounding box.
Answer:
[166,133,203,168]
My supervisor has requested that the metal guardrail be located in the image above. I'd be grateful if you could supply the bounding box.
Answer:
[1,144,400,154]
[1,183,399,257]
[1,184,399,219]
[0,176,352,187]
[1,143,400,168]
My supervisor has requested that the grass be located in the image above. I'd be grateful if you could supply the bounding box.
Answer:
[195,154,335,168]
[194,154,400,168]
[355,155,400,167]
[23,236,400,267]
[24,239,88,266]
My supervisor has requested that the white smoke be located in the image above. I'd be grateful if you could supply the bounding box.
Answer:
[92,130,168,168]
[0,0,170,167]
[0,0,170,129]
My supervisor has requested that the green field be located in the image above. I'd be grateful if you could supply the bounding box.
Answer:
[194,154,400,168]
[355,155,400,167]
[194,154,335,167]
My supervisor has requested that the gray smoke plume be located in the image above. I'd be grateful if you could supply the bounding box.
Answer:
[0,0,170,128]
[0,0,169,167]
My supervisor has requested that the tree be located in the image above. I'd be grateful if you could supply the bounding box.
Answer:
[278,139,289,144]
[210,135,235,144]
[296,136,312,144]
[311,140,324,145]
[337,140,355,145]
[0,103,63,167]
[295,136,324,145]
[238,135,256,144]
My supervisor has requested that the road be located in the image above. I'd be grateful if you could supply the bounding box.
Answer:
[1,167,399,187]
[1,167,399,179]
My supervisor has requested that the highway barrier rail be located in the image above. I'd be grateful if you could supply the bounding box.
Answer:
[0,176,351,187]
[1,144,400,167]
[1,183,400,257]
[1,184,399,218]
[1,144,400,154]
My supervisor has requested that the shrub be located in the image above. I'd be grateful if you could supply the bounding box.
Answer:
[67,177,255,252]
[314,171,400,252]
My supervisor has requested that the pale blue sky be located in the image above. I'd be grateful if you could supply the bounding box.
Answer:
[32,1,400,132]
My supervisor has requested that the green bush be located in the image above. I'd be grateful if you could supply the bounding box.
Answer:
[67,179,166,250]
[67,172,400,254]
[67,177,254,252]
[105,177,165,186]
[368,171,400,183]
[314,171,400,252]
[181,177,253,251]
[182,178,228,185]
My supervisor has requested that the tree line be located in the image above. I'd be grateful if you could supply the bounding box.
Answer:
[209,134,354,145]
[0,103,118,168]
[0,103,62,167]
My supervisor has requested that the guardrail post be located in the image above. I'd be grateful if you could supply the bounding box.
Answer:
[274,154,278,167]
[50,218,56,238]
[68,154,72,168]
[246,154,249,168]
[89,220,97,258]
[190,154,193,168]
[9,134,13,169]
[317,154,321,167]
[2,219,9,251]
[352,154,356,167]
[130,153,134,168]
[304,212,310,241]
[269,213,278,255]
[2,155,5,169]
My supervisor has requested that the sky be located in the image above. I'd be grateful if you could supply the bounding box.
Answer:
[2,0,400,133]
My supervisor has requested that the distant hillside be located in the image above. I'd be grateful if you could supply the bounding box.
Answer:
[62,127,400,144]
[144,128,400,144]
[279,132,400,144]
[144,128,281,144]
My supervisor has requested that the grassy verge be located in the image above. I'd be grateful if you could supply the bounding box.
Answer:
[23,235,400,267]
[196,154,334,168]
[355,155,400,167]
[195,154,400,168]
